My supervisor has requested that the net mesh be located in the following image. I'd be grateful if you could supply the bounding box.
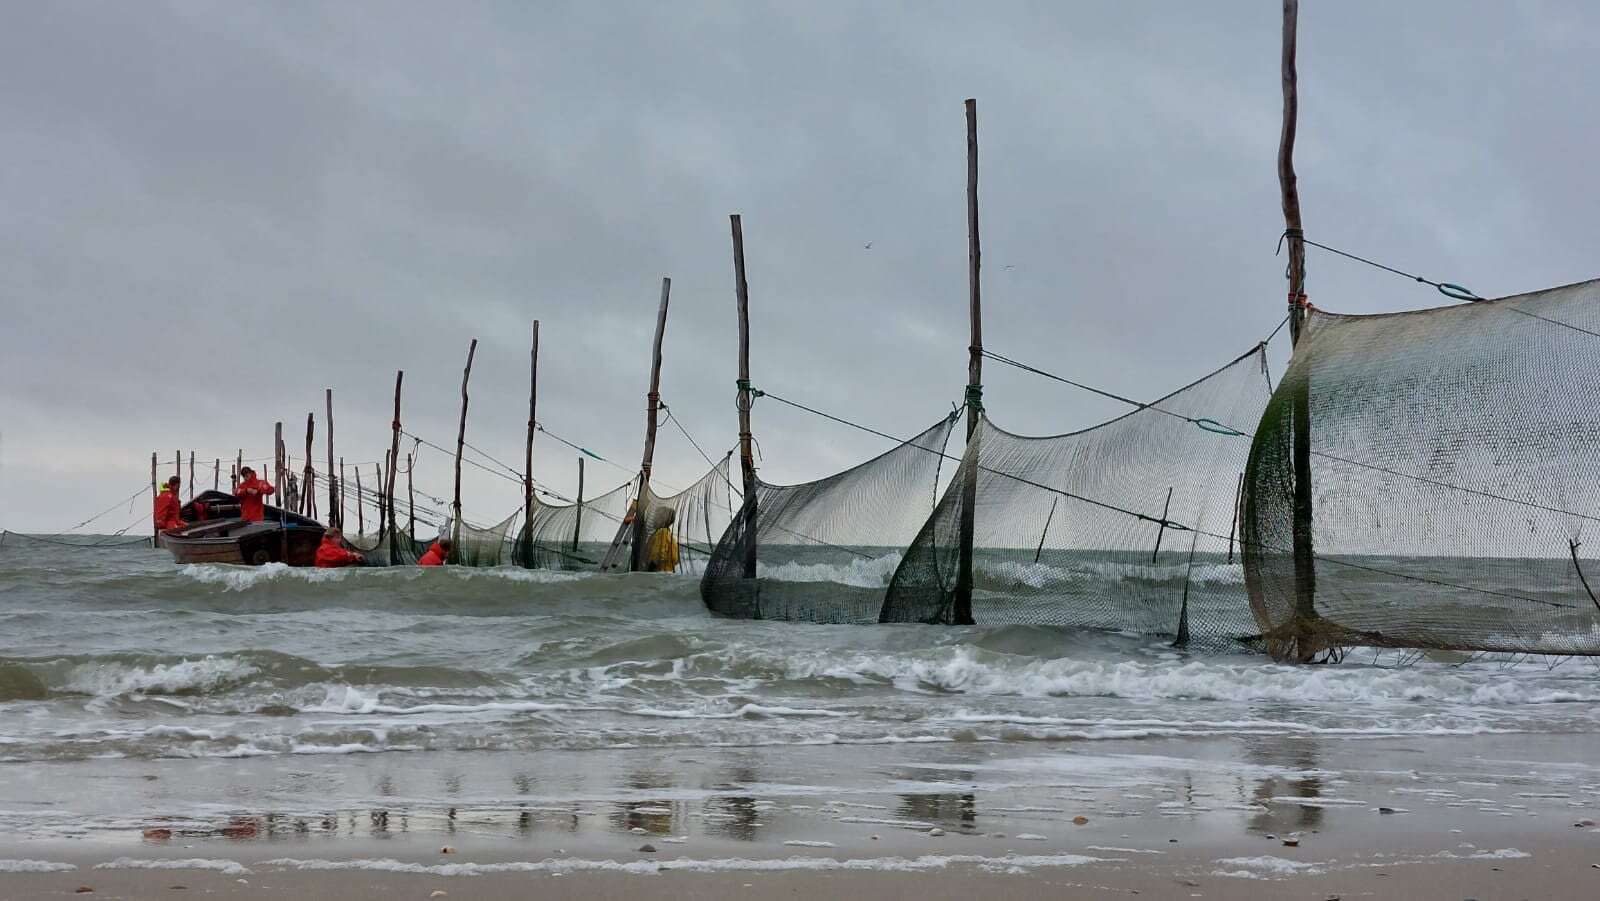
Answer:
[348,526,426,566]
[450,511,519,567]
[635,455,737,576]
[512,479,635,571]
[881,347,1272,642]
[1245,279,1600,660]
[0,531,154,550]
[701,414,959,623]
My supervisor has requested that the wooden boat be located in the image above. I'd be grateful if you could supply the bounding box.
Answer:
[159,490,326,566]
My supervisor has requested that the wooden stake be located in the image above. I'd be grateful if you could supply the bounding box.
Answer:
[387,371,404,535]
[952,98,983,626]
[234,449,242,491]
[406,451,415,539]
[730,215,758,579]
[1279,0,1318,660]
[525,321,540,563]
[630,278,671,571]
[273,422,284,498]
[453,339,479,558]
[174,450,180,480]
[355,465,365,535]
[340,457,347,529]
[213,458,220,492]
[150,452,158,539]
[573,456,585,552]
[188,452,195,501]
[302,414,316,519]
[326,389,338,529]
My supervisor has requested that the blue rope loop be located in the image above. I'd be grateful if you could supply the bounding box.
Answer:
[1438,282,1482,302]
[1191,418,1248,437]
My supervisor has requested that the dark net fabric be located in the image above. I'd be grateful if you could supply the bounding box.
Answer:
[448,511,519,567]
[701,414,959,623]
[0,532,154,550]
[1245,280,1600,661]
[512,479,635,571]
[882,347,1272,643]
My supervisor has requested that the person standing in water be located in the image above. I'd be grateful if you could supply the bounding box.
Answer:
[419,537,453,566]
[644,508,679,573]
[314,528,365,568]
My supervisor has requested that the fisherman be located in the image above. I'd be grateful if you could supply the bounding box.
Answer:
[314,527,365,568]
[235,467,275,523]
[418,537,453,566]
[153,476,184,532]
[644,508,679,573]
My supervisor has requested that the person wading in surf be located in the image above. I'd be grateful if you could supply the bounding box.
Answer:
[314,527,365,568]
[419,537,453,566]
[644,508,679,573]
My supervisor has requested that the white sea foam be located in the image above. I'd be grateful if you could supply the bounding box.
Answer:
[95,857,251,875]
[262,851,1103,876]
[783,840,836,847]
[0,859,76,873]
[181,562,349,590]
[759,553,902,588]
[1213,855,1326,878]
[66,656,261,697]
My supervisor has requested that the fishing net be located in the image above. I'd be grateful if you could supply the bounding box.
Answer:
[634,454,737,576]
[701,414,960,623]
[348,526,425,566]
[881,347,1272,642]
[511,478,636,571]
[449,511,519,567]
[1245,279,1600,661]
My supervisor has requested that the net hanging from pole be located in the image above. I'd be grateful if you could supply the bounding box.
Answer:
[512,478,635,571]
[701,414,960,623]
[348,525,427,566]
[634,454,737,577]
[1244,278,1600,660]
[881,346,1272,641]
[442,511,520,567]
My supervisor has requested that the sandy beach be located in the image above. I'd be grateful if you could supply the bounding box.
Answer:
[4,734,1598,899]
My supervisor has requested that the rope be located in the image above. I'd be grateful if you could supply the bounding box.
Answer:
[1283,232,1600,340]
[979,348,1254,437]
[747,386,1592,612]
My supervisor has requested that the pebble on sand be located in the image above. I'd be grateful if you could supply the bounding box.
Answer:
[639,844,657,853]
[430,892,449,899]
[928,828,945,837]
[1072,816,1089,825]
[1575,818,1595,827]
[440,846,455,854]
[74,889,93,895]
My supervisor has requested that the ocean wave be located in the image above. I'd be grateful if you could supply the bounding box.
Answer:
[758,553,903,588]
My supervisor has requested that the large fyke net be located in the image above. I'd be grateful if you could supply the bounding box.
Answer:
[1245,279,1600,660]
[882,347,1272,640]
[632,455,737,576]
[512,479,635,570]
[701,414,959,623]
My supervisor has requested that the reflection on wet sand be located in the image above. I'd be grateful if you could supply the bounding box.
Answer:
[1244,732,1326,835]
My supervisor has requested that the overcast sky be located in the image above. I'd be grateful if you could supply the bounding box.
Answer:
[1,1,1595,535]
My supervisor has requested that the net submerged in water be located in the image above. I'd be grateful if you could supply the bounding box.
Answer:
[1245,279,1600,661]
[882,346,1272,642]
[700,414,959,623]
[512,479,635,571]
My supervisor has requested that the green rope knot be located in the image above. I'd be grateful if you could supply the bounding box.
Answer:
[963,384,984,411]
[1191,418,1247,437]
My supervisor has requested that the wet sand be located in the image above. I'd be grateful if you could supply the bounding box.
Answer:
[3,733,1598,899]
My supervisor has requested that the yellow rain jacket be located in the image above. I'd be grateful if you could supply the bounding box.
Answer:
[645,527,679,573]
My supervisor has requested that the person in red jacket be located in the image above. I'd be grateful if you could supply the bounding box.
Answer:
[314,528,365,568]
[153,476,184,531]
[418,537,453,566]
[235,467,275,522]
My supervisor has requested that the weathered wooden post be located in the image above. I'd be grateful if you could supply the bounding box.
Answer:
[150,452,159,539]
[1279,0,1318,661]
[951,98,983,626]
[573,457,585,552]
[406,452,416,540]
[630,279,671,571]
[302,414,316,519]
[354,465,365,535]
[387,371,404,536]
[453,339,480,560]
[234,449,242,490]
[340,457,347,528]
[213,458,220,492]
[731,215,758,580]
[325,389,338,529]
[188,452,195,501]
[524,322,540,565]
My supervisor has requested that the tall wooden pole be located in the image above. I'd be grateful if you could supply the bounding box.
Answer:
[730,215,758,579]
[340,457,347,531]
[1279,0,1317,660]
[188,452,195,502]
[173,450,180,480]
[387,371,404,536]
[234,449,242,491]
[213,458,220,492]
[951,98,983,626]
[453,339,479,559]
[573,456,585,552]
[273,422,284,497]
[631,278,672,571]
[325,389,338,529]
[406,452,415,539]
[302,414,315,519]
[525,322,540,562]
[150,452,158,539]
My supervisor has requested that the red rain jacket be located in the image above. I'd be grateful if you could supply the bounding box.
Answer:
[236,476,275,522]
[153,489,184,532]
[314,537,363,568]
[418,542,447,566]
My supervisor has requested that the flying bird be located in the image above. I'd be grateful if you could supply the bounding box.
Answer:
[863,243,872,250]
